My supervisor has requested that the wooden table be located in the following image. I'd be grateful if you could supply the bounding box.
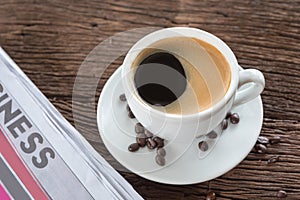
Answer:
[1,0,299,199]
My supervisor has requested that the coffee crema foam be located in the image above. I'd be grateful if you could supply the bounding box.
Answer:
[131,37,231,115]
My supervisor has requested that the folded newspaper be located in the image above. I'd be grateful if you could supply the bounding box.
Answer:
[0,48,143,200]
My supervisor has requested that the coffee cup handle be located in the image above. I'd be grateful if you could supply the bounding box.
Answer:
[233,68,265,107]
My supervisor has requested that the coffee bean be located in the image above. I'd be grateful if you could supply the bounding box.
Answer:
[144,129,153,138]
[126,104,131,112]
[269,136,281,144]
[255,144,267,154]
[153,137,164,148]
[146,138,157,149]
[157,147,166,157]
[207,131,218,139]
[221,119,228,130]
[267,155,280,164]
[257,136,269,144]
[119,94,126,101]
[128,143,139,152]
[136,133,147,147]
[277,190,287,198]
[136,133,146,139]
[206,191,216,200]
[128,111,135,118]
[198,141,209,152]
[135,123,144,133]
[225,112,232,119]
[230,113,240,124]
[155,155,165,166]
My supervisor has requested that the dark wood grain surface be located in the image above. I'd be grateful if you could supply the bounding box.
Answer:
[1,0,300,199]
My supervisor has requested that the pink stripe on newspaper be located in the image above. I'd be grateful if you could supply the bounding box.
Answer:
[0,183,11,200]
[0,128,49,200]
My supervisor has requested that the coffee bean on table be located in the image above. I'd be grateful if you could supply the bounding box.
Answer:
[155,155,165,166]
[119,94,126,101]
[255,144,267,154]
[128,143,139,152]
[225,112,232,119]
[135,122,144,133]
[269,136,281,144]
[277,190,287,198]
[221,119,228,130]
[153,137,164,148]
[144,129,153,138]
[146,138,157,149]
[136,133,147,147]
[128,111,135,119]
[257,136,269,144]
[267,155,280,164]
[206,131,218,139]
[206,191,216,200]
[230,113,240,124]
[198,141,209,152]
[157,147,166,157]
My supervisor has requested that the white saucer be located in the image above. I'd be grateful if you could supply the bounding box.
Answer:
[97,67,263,185]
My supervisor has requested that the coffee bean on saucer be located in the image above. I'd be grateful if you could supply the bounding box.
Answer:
[206,191,216,200]
[221,119,228,130]
[277,190,287,198]
[119,94,126,102]
[267,155,280,164]
[126,104,131,112]
[146,138,157,149]
[255,144,267,154]
[257,136,269,144]
[144,129,153,138]
[155,155,165,166]
[136,133,147,147]
[207,131,218,139]
[225,112,232,119]
[153,137,164,148]
[269,136,281,145]
[128,143,139,152]
[128,111,135,119]
[198,141,209,152]
[135,122,144,133]
[157,147,166,157]
[230,113,240,124]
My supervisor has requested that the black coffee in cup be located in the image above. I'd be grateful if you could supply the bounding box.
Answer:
[134,52,187,106]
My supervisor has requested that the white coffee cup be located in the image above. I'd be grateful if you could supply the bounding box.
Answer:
[121,27,265,142]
